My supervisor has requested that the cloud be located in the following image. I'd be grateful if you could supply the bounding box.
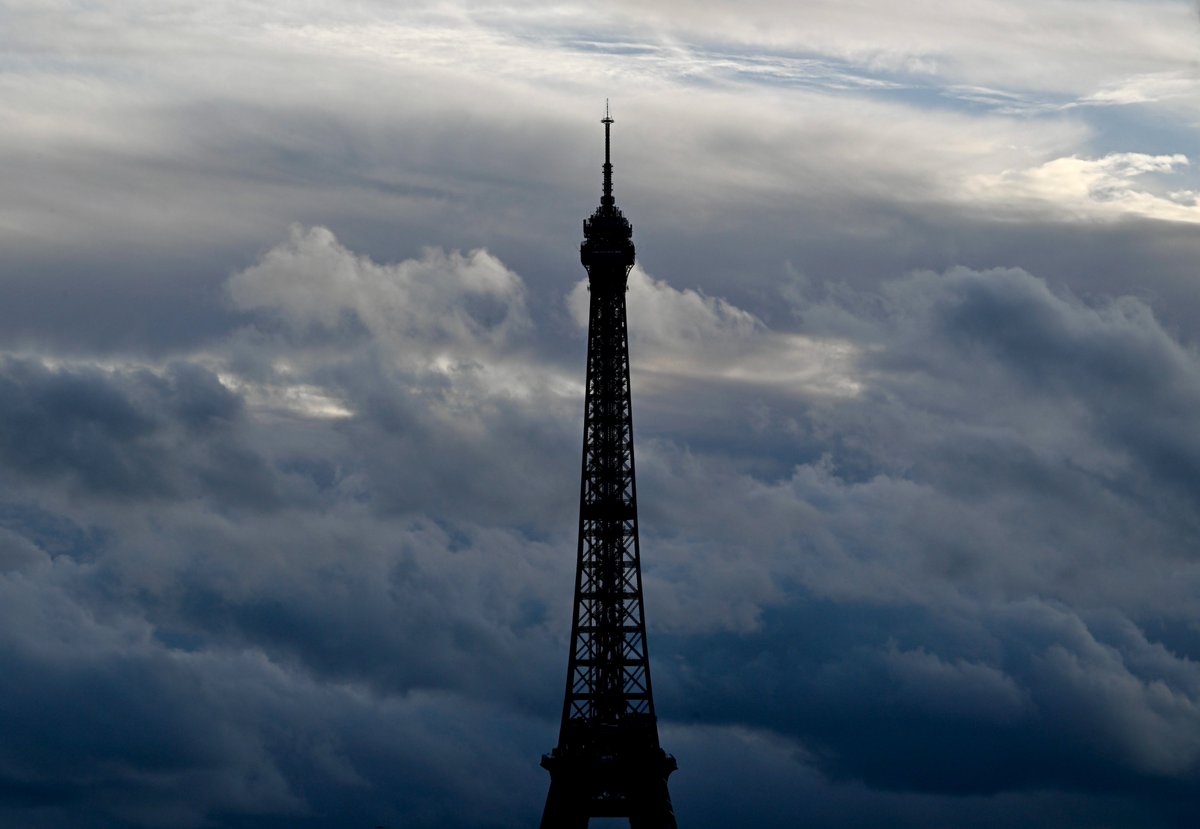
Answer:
[621,263,1200,801]
[0,561,550,828]
[228,225,530,357]
[690,265,1200,615]
[0,357,273,504]
[596,0,1200,99]
[569,267,863,397]
[666,595,1200,804]
[965,153,1200,223]
[1,2,1200,827]
[2,225,1200,825]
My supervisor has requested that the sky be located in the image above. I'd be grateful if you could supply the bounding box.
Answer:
[2,1,1200,827]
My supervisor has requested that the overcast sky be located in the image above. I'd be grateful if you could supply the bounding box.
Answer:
[3,2,1200,827]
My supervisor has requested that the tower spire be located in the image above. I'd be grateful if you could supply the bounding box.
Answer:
[601,100,615,209]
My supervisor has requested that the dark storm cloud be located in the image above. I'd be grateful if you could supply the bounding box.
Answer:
[896,267,1200,509]
[637,264,1200,619]
[0,577,550,829]
[629,265,1200,819]
[0,358,264,501]
[664,598,1200,798]
[664,721,1194,829]
[0,307,570,826]
[2,214,1200,827]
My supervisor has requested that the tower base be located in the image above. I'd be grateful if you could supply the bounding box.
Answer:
[540,748,678,829]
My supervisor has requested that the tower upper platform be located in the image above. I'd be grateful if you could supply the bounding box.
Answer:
[581,105,635,281]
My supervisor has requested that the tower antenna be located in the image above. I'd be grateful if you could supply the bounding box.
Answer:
[601,100,614,207]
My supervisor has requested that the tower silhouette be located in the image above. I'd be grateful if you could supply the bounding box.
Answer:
[539,107,678,829]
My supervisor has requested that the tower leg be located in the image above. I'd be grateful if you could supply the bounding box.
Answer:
[540,779,588,829]
[629,776,678,829]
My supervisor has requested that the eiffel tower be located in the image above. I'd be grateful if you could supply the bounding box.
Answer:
[539,106,678,829]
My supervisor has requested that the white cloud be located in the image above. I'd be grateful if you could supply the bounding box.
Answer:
[596,0,1200,96]
[569,267,863,397]
[229,225,529,353]
[965,152,1200,222]
[224,225,558,413]
[4,0,1196,261]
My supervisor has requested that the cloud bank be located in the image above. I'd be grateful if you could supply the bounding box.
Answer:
[2,1,1199,827]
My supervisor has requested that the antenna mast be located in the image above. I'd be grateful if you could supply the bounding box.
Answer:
[601,99,614,208]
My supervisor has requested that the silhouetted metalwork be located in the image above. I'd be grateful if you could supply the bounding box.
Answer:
[540,106,678,829]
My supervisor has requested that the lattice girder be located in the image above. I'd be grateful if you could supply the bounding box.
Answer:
[541,109,677,829]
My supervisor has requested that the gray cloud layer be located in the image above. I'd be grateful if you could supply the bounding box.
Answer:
[3,227,1199,827]
[2,1,1200,827]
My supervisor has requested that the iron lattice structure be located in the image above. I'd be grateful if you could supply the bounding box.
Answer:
[540,109,678,829]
